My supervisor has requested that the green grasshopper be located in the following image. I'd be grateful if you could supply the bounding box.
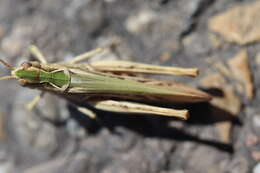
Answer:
[0,45,211,120]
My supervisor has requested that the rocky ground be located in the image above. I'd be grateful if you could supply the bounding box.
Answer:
[0,0,259,172]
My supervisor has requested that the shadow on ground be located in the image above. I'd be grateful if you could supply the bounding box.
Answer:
[68,97,241,154]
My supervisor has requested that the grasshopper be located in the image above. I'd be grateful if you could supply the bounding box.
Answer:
[0,45,211,120]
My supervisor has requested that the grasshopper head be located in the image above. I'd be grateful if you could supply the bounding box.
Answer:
[0,60,41,86]
[11,62,42,85]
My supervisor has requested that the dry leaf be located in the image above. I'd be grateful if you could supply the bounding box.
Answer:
[208,1,260,45]
[228,49,254,100]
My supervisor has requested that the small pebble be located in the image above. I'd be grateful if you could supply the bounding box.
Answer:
[125,10,157,34]
[256,53,260,65]
[253,115,260,128]
[253,162,260,173]
[252,151,260,161]
[245,134,259,147]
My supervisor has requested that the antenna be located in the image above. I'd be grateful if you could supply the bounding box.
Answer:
[0,59,13,70]
[0,59,15,81]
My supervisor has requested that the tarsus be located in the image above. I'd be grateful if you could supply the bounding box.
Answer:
[0,76,15,80]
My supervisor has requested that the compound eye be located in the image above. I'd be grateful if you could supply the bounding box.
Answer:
[30,61,41,68]
[21,62,32,69]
